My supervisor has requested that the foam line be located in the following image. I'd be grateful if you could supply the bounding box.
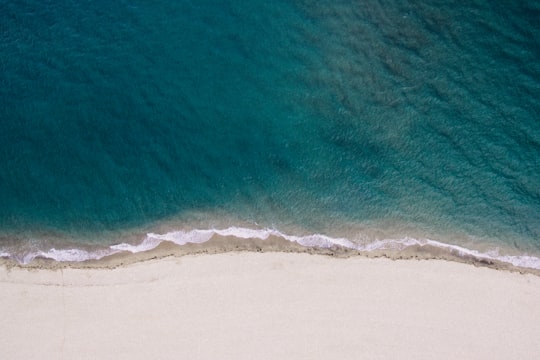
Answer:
[11,248,121,264]
[1,226,539,269]
[111,227,540,269]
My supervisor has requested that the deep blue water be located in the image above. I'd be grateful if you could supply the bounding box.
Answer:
[1,0,539,262]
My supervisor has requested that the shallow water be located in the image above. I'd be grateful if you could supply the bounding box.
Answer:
[1,0,539,264]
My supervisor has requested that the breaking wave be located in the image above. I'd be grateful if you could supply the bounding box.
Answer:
[1,226,539,270]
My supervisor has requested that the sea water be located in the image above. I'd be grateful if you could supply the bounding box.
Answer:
[1,0,539,266]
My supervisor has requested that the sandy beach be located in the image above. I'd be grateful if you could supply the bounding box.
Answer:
[1,252,539,360]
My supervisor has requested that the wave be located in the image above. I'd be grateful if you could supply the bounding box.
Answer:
[1,226,539,270]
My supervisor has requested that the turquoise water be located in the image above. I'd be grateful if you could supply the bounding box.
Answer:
[1,1,539,265]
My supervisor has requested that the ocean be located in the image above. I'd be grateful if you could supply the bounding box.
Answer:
[1,0,539,267]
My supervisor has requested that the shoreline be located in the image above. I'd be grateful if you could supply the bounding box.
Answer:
[1,251,540,359]
[2,234,540,276]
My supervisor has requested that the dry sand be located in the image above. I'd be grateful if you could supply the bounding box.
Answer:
[1,252,539,359]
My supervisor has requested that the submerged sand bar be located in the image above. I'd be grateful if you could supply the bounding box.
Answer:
[1,252,540,359]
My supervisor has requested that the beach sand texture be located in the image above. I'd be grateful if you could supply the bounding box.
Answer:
[1,253,539,359]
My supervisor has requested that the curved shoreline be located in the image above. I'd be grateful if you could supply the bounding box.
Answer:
[2,230,540,276]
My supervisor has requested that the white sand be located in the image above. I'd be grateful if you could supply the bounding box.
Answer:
[1,253,539,359]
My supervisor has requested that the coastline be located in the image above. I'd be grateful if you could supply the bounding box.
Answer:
[1,251,540,359]
[2,233,540,275]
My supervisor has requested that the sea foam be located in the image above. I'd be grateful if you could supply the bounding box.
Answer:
[1,226,539,270]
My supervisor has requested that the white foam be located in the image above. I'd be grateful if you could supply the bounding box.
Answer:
[145,229,215,245]
[423,239,540,269]
[357,237,421,251]
[3,248,118,264]
[353,236,540,269]
[111,236,163,252]
[38,248,118,262]
[280,232,355,248]
[2,226,540,269]
[110,226,540,269]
